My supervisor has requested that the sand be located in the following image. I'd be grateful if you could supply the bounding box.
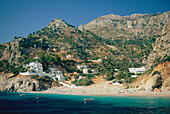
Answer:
[30,83,170,97]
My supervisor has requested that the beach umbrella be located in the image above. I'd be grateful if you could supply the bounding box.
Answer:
[129,90,132,94]
[106,88,109,93]
[100,89,102,93]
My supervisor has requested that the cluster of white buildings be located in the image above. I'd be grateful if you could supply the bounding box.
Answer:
[129,67,145,78]
[128,67,145,74]
[77,65,99,74]
[20,62,65,81]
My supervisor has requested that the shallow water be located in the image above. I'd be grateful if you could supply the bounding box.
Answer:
[0,92,170,114]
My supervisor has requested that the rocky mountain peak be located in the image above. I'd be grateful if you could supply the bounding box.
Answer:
[48,18,69,29]
[101,14,123,20]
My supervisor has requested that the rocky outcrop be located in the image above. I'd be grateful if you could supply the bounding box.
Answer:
[145,74,162,91]
[145,16,170,71]
[0,74,50,92]
[79,11,170,39]
[134,61,170,91]
[0,37,49,65]
[0,38,30,64]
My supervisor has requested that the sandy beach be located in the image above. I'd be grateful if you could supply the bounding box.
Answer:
[30,81,170,97]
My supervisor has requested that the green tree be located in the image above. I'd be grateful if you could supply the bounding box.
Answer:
[116,71,125,80]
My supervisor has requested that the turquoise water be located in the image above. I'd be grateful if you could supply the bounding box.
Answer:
[0,92,170,114]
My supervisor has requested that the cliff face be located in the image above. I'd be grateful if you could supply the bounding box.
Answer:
[79,11,170,39]
[133,61,170,91]
[133,16,170,91]
[145,16,170,71]
[0,74,51,92]
[1,38,25,64]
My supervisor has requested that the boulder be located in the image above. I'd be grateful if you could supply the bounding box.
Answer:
[0,77,47,92]
[145,74,162,91]
[161,77,170,91]
[154,88,161,92]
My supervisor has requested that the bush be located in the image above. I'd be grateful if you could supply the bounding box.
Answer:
[115,71,125,80]
[152,71,160,76]
[65,76,71,81]
[167,56,170,62]
[106,75,114,81]
[72,79,94,86]
[127,78,136,83]
[86,74,94,79]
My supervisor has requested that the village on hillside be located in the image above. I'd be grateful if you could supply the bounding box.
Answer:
[19,55,146,88]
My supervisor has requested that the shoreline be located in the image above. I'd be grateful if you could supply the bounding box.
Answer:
[29,91,170,97]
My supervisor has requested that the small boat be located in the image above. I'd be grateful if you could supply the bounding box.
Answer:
[84,98,94,101]
[83,98,94,103]
[20,94,25,96]
[84,98,94,100]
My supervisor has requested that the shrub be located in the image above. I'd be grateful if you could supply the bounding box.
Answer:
[65,76,71,81]
[127,78,136,83]
[167,56,170,62]
[86,74,94,79]
[106,75,114,81]
[72,79,94,86]
[152,71,160,76]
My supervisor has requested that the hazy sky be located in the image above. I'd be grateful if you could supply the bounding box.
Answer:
[0,0,169,44]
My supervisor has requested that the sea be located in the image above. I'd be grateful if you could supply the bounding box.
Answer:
[0,92,170,114]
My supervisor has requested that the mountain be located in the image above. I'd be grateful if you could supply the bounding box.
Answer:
[79,12,170,39]
[0,11,169,92]
[0,18,102,64]
[78,11,169,67]
[132,15,170,91]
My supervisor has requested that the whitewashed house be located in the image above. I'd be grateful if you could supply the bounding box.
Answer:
[131,75,138,78]
[78,76,86,80]
[91,69,99,74]
[25,62,43,73]
[49,68,58,74]
[90,59,103,62]
[129,67,145,74]
[66,55,74,59]
[77,65,87,69]
[20,62,44,76]
[83,68,90,74]
[56,71,65,81]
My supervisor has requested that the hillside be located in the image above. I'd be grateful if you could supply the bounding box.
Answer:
[133,15,170,91]
[0,11,169,92]
[79,11,170,67]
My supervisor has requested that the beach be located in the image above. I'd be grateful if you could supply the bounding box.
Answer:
[30,82,170,97]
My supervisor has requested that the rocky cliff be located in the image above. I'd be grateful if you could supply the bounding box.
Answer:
[79,11,170,39]
[133,61,170,91]
[133,15,170,91]
[0,73,52,92]
[145,16,170,71]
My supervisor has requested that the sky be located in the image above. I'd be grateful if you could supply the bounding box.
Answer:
[0,0,169,44]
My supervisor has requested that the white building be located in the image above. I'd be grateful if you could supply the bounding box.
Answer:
[25,62,43,72]
[49,68,58,74]
[91,69,99,74]
[131,75,138,78]
[56,71,65,81]
[78,76,86,80]
[77,65,87,69]
[66,55,74,59]
[129,67,145,74]
[90,59,103,62]
[83,68,90,74]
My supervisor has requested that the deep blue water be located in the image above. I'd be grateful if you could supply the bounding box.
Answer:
[0,92,170,114]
